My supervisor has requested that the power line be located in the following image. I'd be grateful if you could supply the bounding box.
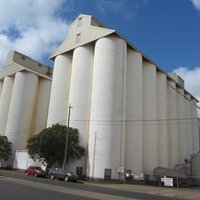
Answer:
[3,116,199,136]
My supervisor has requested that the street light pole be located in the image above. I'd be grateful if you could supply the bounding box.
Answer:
[63,103,72,169]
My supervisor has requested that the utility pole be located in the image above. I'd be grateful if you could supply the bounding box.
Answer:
[63,103,72,169]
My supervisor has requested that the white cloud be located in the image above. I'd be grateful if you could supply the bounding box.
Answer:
[173,67,200,116]
[0,0,70,67]
[190,0,200,12]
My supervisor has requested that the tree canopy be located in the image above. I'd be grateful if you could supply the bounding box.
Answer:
[27,124,85,171]
[0,135,12,165]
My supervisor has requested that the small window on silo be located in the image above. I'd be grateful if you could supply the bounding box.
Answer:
[76,33,81,43]
[78,17,83,27]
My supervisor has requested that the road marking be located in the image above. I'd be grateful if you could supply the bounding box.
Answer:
[2,177,139,200]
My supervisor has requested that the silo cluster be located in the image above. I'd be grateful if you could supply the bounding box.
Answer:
[0,14,199,180]
[0,51,52,162]
[47,14,199,179]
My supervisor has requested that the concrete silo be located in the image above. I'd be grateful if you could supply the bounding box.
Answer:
[5,72,39,153]
[125,49,143,174]
[88,35,126,179]
[47,54,72,126]
[68,44,94,174]
[0,77,14,136]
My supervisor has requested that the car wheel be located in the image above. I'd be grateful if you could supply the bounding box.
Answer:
[50,174,55,180]
[26,172,29,176]
[64,176,68,182]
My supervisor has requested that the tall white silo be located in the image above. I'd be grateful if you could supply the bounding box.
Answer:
[47,53,72,126]
[0,80,3,99]
[143,61,158,173]
[33,78,52,135]
[126,49,143,174]
[5,72,38,153]
[88,35,126,179]
[157,71,169,168]
[184,94,193,158]
[68,44,94,174]
[191,99,199,153]
[177,87,187,163]
[167,80,179,168]
[0,76,14,136]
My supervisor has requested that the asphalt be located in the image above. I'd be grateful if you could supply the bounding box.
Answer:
[0,169,199,200]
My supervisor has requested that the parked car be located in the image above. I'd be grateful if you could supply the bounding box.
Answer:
[25,166,46,177]
[49,168,78,182]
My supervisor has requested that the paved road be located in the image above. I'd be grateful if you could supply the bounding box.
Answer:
[0,171,185,200]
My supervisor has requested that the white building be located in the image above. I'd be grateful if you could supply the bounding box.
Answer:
[47,14,199,180]
[0,51,52,165]
[0,14,199,180]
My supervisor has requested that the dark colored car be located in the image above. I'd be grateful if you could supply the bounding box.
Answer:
[25,166,46,177]
[49,168,78,182]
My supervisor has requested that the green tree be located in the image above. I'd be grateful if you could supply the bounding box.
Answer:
[0,136,12,165]
[27,124,85,171]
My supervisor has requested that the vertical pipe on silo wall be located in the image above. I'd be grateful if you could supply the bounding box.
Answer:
[157,72,169,168]
[33,79,52,135]
[143,61,158,174]
[191,99,199,153]
[126,49,143,174]
[68,44,94,173]
[177,87,187,163]
[167,80,179,168]
[47,54,72,126]
[88,35,125,179]
[184,94,193,158]
[0,77,14,136]
[5,72,38,153]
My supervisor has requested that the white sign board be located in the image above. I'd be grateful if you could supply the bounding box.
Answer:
[116,166,124,173]
[161,176,173,187]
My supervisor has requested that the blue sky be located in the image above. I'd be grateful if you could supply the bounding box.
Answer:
[0,0,200,102]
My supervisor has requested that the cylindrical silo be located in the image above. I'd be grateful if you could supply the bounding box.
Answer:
[33,78,52,135]
[68,44,94,174]
[167,80,179,168]
[184,94,193,158]
[191,99,199,153]
[177,87,187,163]
[157,71,169,168]
[125,49,143,175]
[5,72,38,154]
[88,35,126,179]
[0,76,14,136]
[0,80,3,99]
[47,53,72,126]
[143,61,158,174]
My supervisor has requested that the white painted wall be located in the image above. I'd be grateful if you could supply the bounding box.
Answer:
[157,71,169,168]
[167,80,179,168]
[143,61,158,173]
[13,150,45,170]
[126,49,143,174]
[33,79,52,135]
[47,54,72,126]
[5,72,38,154]
[88,35,125,179]
[0,77,14,136]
